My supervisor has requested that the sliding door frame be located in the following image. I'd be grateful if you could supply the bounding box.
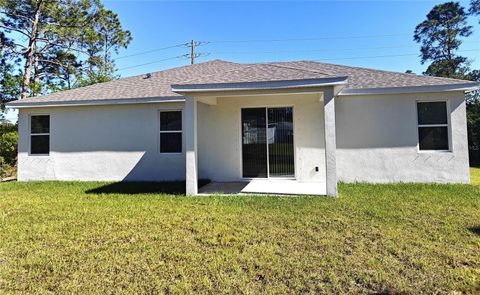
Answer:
[239,105,296,180]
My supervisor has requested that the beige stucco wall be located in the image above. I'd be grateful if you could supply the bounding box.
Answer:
[336,91,470,183]
[197,93,326,182]
[17,93,327,183]
[16,90,470,185]
[17,102,186,181]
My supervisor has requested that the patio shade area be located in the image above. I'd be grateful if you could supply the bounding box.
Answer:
[199,179,327,195]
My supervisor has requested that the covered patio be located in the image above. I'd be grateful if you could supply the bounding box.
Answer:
[198,179,327,196]
[173,76,346,197]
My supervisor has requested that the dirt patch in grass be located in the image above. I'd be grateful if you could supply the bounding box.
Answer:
[0,181,479,293]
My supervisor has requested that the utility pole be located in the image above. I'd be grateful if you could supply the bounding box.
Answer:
[190,39,195,64]
[186,40,208,64]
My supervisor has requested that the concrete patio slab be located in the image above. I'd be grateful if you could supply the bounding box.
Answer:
[242,179,326,195]
[198,180,326,196]
[198,182,249,195]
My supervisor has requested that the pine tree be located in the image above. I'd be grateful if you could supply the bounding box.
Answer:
[414,2,472,78]
[0,0,131,98]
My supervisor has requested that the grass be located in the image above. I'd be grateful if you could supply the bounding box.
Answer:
[0,181,479,294]
[471,167,480,186]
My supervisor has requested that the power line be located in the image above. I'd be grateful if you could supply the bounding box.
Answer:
[113,35,480,72]
[114,34,413,61]
[116,40,209,60]
[114,34,412,60]
[116,52,211,72]
[207,33,412,44]
[210,45,418,55]
[208,41,480,55]
[312,48,480,61]
[116,43,188,60]
[115,48,480,73]
[116,55,184,71]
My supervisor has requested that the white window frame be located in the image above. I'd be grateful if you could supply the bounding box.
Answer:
[416,100,451,152]
[29,114,50,156]
[159,110,183,154]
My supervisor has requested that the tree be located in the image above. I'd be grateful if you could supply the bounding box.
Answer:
[41,50,83,91]
[80,8,131,86]
[414,2,473,78]
[0,0,131,98]
[0,32,20,116]
[0,120,17,177]
[466,70,480,166]
[470,0,480,21]
[0,129,17,165]
[467,1,480,165]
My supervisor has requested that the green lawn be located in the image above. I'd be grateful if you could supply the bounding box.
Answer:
[0,181,479,294]
[471,167,480,186]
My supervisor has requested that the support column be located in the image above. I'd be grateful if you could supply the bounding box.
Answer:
[323,89,338,197]
[185,96,198,195]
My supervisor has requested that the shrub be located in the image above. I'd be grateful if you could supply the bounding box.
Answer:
[0,131,17,166]
[0,156,10,178]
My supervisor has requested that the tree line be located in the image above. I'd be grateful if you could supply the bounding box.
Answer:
[413,1,480,165]
[0,0,131,111]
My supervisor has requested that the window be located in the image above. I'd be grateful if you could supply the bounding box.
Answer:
[159,111,182,153]
[417,102,449,151]
[30,115,50,155]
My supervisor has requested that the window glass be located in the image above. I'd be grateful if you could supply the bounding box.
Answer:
[31,115,50,133]
[417,102,449,151]
[159,111,182,153]
[31,135,50,154]
[160,133,182,153]
[160,111,182,131]
[419,127,449,150]
[417,102,447,125]
[30,115,50,155]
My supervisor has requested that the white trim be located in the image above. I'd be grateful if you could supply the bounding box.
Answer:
[338,83,479,96]
[7,97,185,109]
[416,100,451,152]
[184,97,198,195]
[29,114,50,156]
[172,77,348,93]
[265,108,270,179]
[158,110,183,154]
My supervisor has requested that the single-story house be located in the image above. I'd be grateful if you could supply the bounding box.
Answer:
[7,60,480,196]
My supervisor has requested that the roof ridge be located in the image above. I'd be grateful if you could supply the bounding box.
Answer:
[260,62,335,77]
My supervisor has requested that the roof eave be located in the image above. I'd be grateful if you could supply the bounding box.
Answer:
[171,77,349,93]
[338,82,480,96]
[6,96,185,109]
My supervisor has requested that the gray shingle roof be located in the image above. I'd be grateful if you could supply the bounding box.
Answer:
[8,59,477,106]
[268,61,475,89]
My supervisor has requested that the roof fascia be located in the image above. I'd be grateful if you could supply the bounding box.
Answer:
[338,83,480,96]
[6,96,185,108]
[171,77,348,93]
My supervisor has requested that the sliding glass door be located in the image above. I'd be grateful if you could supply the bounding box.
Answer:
[242,107,294,178]
[241,108,268,178]
[267,107,294,177]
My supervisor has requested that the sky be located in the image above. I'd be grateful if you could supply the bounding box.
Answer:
[3,0,480,122]
[104,0,480,78]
